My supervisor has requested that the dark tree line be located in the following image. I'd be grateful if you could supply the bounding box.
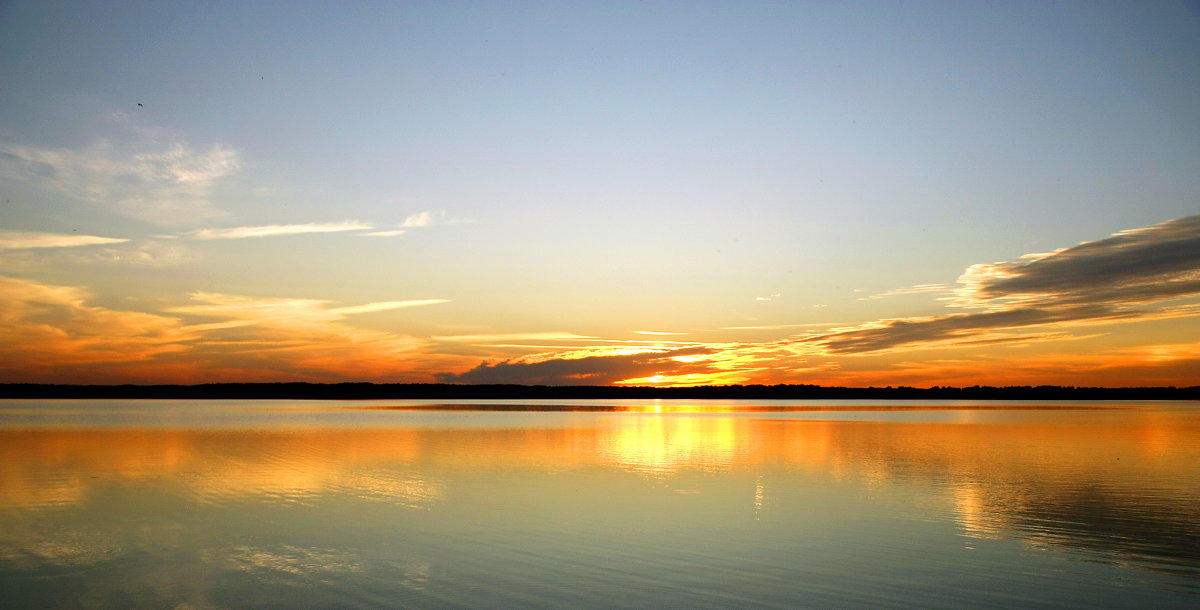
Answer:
[1,383,1197,400]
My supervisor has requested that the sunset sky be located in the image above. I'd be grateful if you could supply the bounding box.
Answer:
[1,1,1198,387]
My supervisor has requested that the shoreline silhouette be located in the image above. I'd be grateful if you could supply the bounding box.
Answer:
[1,383,1197,400]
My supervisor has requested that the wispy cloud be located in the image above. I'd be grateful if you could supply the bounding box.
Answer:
[633,330,687,336]
[0,141,238,225]
[796,215,1200,355]
[0,276,191,378]
[187,221,371,240]
[858,284,950,301]
[0,276,458,383]
[434,347,717,385]
[720,322,846,330]
[166,292,455,380]
[433,332,597,343]
[0,230,128,250]
[169,292,446,323]
[332,300,451,315]
[70,239,195,268]
[434,340,782,386]
[402,211,439,228]
[364,211,466,236]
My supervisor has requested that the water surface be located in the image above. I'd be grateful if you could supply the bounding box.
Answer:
[1,399,1197,608]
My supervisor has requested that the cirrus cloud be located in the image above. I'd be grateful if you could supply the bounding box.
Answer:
[797,214,1200,355]
[0,275,456,383]
[434,347,717,385]
[0,230,128,250]
[0,140,238,226]
[186,221,372,240]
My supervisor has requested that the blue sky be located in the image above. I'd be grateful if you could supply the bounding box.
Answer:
[1,1,1198,385]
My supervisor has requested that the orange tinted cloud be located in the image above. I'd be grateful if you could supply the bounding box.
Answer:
[430,217,1199,387]
[0,276,191,380]
[794,215,1200,356]
[0,276,459,383]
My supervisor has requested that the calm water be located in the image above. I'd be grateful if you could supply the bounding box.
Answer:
[1,399,1197,609]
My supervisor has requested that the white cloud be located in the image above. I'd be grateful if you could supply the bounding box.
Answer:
[0,141,239,226]
[332,300,451,315]
[188,221,371,240]
[401,211,438,228]
[858,284,951,301]
[73,240,195,268]
[364,210,468,236]
[433,332,597,343]
[0,230,128,250]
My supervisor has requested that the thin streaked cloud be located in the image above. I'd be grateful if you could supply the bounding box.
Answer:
[187,222,371,240]
[71,240,195,268]
[719,322,846,330]
[0,230,128,250]
[434,346,716,385]
[858,284,951,301]
[401,211,439,228]
[795,215,1200,355]
[332,300,451,315]
[363,210,467,236]
[0,140,238,226]
[0,275,461,383]
[433,332,597,343]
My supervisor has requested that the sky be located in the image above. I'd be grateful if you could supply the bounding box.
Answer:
[1,0,1198,387]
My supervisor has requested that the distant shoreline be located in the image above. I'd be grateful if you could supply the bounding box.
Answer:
[1,383,1197,400]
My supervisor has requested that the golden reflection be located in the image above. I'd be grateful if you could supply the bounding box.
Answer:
[1,410,1197,567]
[596,416,743,476]
[0,429,436,509]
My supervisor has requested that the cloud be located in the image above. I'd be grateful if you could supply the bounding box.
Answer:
[858,284,951,301]
[0,238,194,270]
[0,276,457,383]
[433,332,597,343]
[169,292,446,324]
[0,230,128,250]
[164,292,456,379]
[401,211,440,228]
[187,221,371,240]
[800,307,1135,355]
[331,300,452,315]
[433,341,786,386]
[73,240,195,268]
[0,141,238,225]
[797,215,1200,355]
[434,347,717,385]
[954,214,1200,308]
[359,210,468,237]
[0,276,191,376]
[720,322,846,330]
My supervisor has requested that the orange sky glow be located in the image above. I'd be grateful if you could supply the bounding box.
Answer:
[1,2,1198,388]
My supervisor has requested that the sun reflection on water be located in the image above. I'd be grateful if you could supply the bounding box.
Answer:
[596,415,743,476]
[0,403,1197,597]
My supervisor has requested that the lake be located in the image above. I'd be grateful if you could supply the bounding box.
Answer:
[1,399,1197,608]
